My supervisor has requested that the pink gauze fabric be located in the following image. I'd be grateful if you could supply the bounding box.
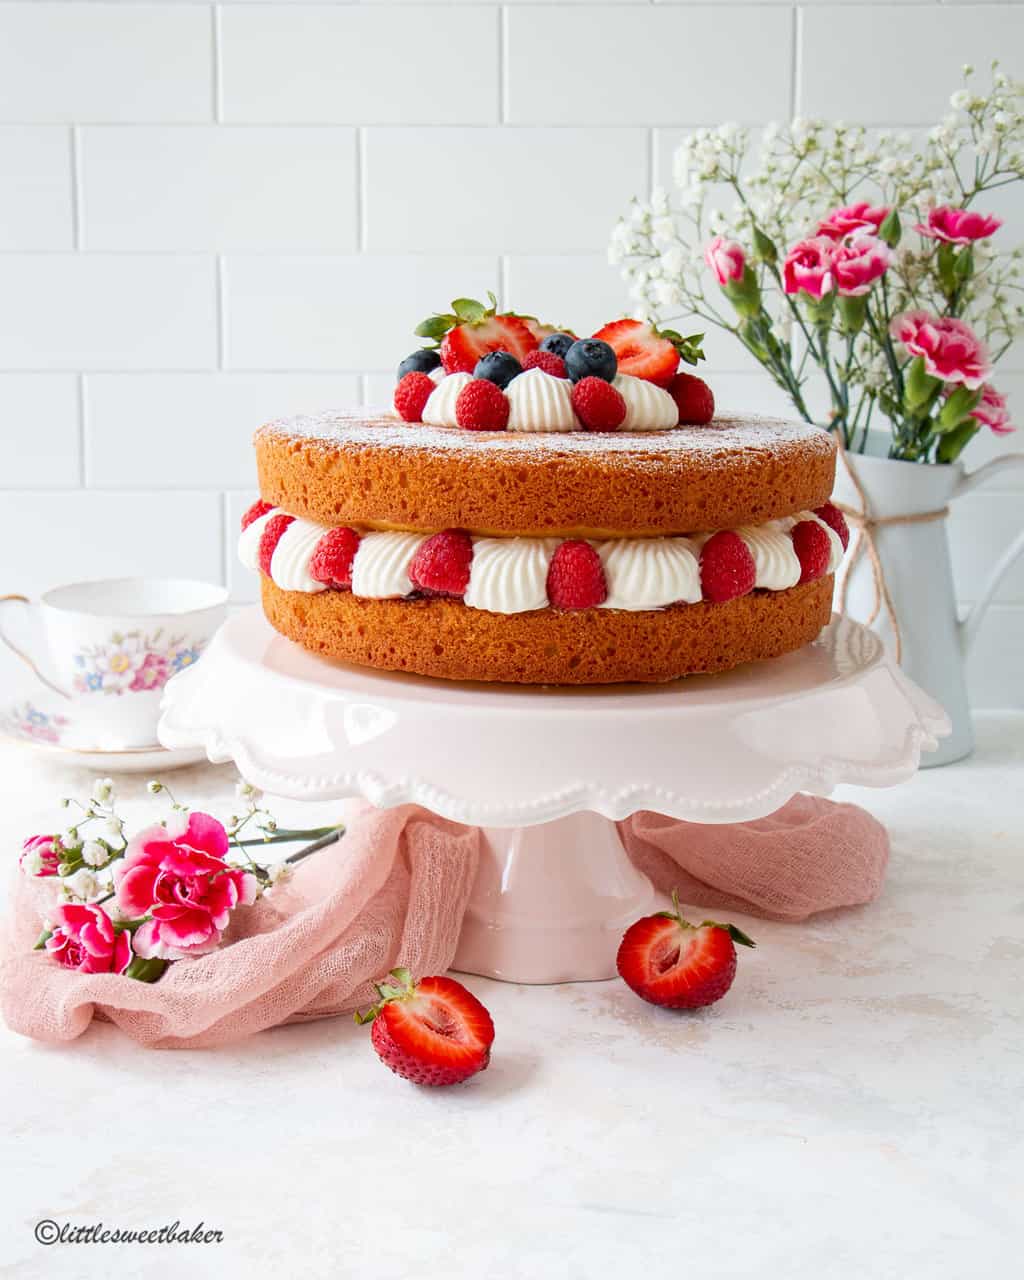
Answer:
[1,796,888,1050]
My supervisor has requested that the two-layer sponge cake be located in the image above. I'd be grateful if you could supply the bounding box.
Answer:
[239,301,849,684]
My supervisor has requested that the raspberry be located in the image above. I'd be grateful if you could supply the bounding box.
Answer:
[257,513,295,577]
[522,350,568,378]
[241,499,273,531]
[455,379,510,431]
[408,530,474,597]
[570,377,627,431]
[813,501,850,550]
[546,540,607,609]
[668,372,715,425]
[791,519,831,583]
[394,371,435,423]
[699,531,756,603]
[309,526,361,589]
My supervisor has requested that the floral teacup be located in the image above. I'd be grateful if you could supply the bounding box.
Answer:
[0,578,227,749]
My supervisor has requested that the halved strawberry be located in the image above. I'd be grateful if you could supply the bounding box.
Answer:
[415,295,538,374]
[592,319,705,387]
[356,968,495,1087]
[616,892,755,1010]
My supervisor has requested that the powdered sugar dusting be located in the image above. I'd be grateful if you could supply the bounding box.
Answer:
[257,407,833,464]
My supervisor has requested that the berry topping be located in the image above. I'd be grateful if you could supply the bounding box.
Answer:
[522,349,568,378]
[309,526,361,589]
[356,968,495,1088]
[593,319,705,387]
[240,499,273,531]
[257,513,294,577]
[394,371,435,423]
[474,349,523,389]
[791,519,832,583]
[397,347,442,381]
[570,376,628,431]
[616,892,755,1010]
[565,338,618,384]
[539,331,576,360]
[455,378,510,431]
[668,371,715,425]
[813,501,850,550]
[699,530,756,603]
[408,529,474,597]
[415,295,537,374]
[546,540,607,609]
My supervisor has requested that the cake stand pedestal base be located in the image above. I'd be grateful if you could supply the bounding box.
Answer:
[159,610,950,984]
[456,813,661,983]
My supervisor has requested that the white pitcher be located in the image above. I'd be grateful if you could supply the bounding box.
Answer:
[833,437,1024,766]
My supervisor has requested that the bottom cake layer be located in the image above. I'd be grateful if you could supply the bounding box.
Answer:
[260,575,835,685]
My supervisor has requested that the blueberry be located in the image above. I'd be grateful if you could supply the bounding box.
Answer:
[565,339,617,384]
[540,331,575,360]
[397,348,442,381]
[473,350,522,390]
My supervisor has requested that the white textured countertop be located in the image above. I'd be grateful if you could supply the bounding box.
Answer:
[2,714,1022,1279]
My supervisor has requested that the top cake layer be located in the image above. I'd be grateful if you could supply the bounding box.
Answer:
[255,409,837,539]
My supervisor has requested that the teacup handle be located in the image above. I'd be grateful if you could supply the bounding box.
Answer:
[0,594,70,699]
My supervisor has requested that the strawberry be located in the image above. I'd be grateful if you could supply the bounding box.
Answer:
[699,530,756,603]
[813,501,850,551]
[409,529,474,597]
[415,295,538,374]
[356,968,495,1087]
[310,526,361,589]
[257,513,294,577]
[455,378,510,431]
[522,349,568,379]
[394,371,435,423]
[668,371,715,425]
[519,315,573,345]
[241,499,274,531]
[616,892,755,1010]
[791,518,831,583]
[592,319,704,388]
[571,376,627,431]
[547,540,607,609]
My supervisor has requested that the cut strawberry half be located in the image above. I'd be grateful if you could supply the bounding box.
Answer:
[616,892,755,1010]
[356,969,495,1087]
[415,295,539,374]
[592,319,705,388]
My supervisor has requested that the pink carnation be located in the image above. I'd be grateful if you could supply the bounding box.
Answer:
[832,233,893,297]
[704,236,746,286]
[972,384,1015,435]
[114,811,258,960]
[20,834,61,877]
[818,202,890,240]
[891,311,992,390]
[915,206,1002,245]
[45,904,132,975]
[783,237,836,300]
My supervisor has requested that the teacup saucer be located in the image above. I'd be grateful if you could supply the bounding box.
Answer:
[0,695,206,773]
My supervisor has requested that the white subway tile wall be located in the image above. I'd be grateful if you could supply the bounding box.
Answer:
[0,0,1021,710]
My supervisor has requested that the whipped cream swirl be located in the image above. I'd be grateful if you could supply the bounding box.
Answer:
[599,537,702,611]
[506,369,576,432]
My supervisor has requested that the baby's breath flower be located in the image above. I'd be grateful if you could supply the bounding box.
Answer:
[91,778,114,805]
[62,868,100,901]
[81,840,109,868]
[146,780,163,795]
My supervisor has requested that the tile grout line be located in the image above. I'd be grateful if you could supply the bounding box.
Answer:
[76,374,87,488]
[498,6,508,125]
[356,127,366,253]
[790,5,802,120]
[69,126,82,251]
[647,126,656,196]
[212,4,222,123]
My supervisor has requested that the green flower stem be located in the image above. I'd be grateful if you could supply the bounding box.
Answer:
[233,824,344,849]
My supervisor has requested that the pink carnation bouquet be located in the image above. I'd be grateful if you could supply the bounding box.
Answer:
[611,64,1023,463]
[18,777,344,985]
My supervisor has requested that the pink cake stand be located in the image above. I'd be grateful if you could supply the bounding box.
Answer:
[158,609,949,983]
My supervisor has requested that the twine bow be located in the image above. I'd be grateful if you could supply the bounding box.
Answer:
[833,435,949,666]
